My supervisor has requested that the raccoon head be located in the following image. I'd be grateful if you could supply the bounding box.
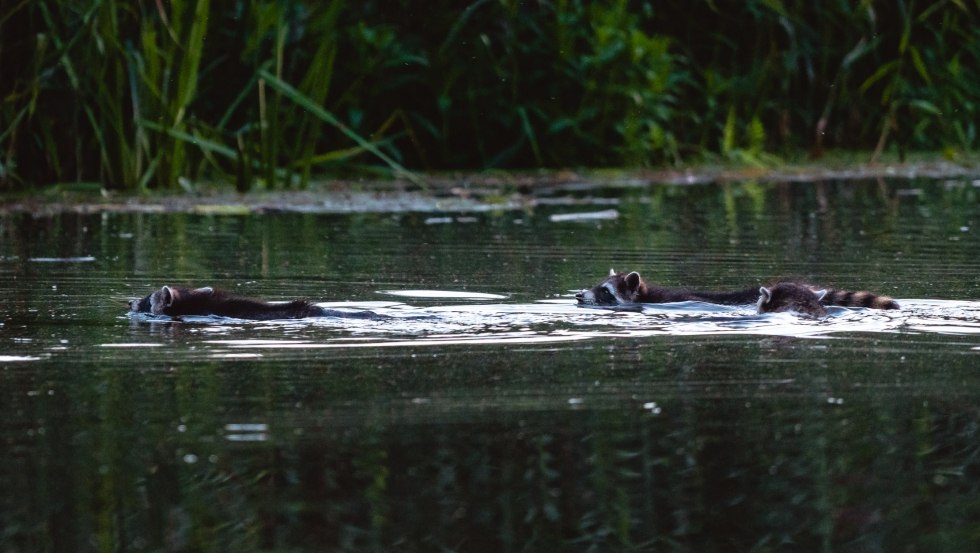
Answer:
[576,269,647,305]
[148,286,180,315]
[758,283,828,317]
[130,286,214,315]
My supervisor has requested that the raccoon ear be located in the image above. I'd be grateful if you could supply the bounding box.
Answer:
[813,289,828,302]
[624,271,642,292]
[161,286,176,307]
[759,286,772,304]
[608,268,616,277]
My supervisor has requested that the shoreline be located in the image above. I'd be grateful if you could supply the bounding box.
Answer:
[3,159,980,216]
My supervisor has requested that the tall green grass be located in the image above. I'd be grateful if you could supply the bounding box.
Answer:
[1,1,978,190]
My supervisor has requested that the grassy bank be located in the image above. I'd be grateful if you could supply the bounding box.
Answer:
[2,1,979,191]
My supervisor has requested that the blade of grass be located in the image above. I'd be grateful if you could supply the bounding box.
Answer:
[299,134,404,167]
[171,0,209,126]
[141,118,296,183]
[289,1,343,188]
[37,0,123,185]
[159,0,209,189]
[257,68,425,187]
[141,119,237,159]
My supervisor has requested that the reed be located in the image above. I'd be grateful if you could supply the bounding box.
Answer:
[1,1,978,191]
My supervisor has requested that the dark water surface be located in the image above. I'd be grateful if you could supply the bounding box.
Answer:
[2,178,979,552]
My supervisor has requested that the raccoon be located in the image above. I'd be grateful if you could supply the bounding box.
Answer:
[129,286,381,320]
[575,270,760,306]
[758,281,900,317]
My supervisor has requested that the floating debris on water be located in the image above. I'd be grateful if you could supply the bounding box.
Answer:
[29,256,96,263]
[548,209,619,222]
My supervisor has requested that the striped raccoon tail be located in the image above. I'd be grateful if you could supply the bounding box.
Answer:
[822,289,899,310]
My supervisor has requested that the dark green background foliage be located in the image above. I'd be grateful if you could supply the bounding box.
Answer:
[2,0,979,189]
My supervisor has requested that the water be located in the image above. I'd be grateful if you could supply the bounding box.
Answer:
[2,178,979,551]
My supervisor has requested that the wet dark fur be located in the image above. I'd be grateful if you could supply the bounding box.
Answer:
[130,286,381,320]
[757,282,829,317]
[577,270,899,314]
[576,270,758,306]
[759,281,899,317]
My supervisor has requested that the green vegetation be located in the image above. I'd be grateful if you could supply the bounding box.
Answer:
[2,1,979,190]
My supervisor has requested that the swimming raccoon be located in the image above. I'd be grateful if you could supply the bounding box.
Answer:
[577,270,900,312]
[129,286,381,320]
[575,270,760,306]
